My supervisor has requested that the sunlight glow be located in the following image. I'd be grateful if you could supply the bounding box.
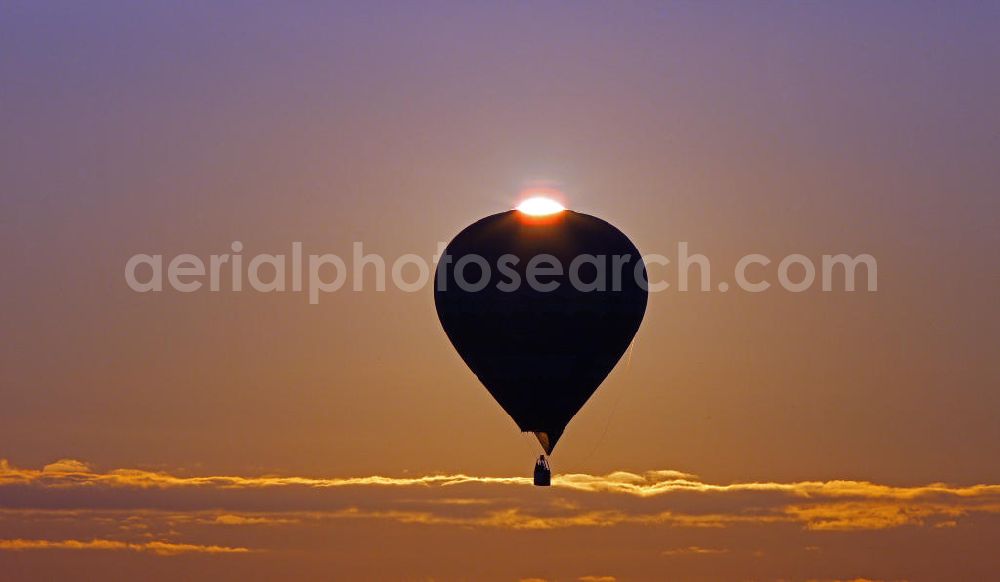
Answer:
[516,197,565,216]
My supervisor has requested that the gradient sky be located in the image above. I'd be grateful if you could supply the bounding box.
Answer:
[2,2,999,580]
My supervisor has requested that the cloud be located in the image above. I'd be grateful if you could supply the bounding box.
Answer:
[0,458,527,490]
[41,459,93,474]
[1,459,999,532]
[0,538,251,555]
[662,546,729,556]
[212,514,298,526]
[784,500,995,531]
[1,459,997,580]
[3,459,998,504]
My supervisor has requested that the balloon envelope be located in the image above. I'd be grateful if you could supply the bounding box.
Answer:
[434,209,647,453]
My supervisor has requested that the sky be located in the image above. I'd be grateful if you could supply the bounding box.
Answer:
[1,1,999,580]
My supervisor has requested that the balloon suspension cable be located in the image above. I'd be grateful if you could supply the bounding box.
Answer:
[518,432,539,456]
[580,337,638,464]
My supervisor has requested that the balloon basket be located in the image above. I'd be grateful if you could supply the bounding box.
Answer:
[533,455,551,487]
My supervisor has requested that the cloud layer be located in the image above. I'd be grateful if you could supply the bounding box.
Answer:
[2,458,999,535]
[3,459,999,580]
[0,538,250,555]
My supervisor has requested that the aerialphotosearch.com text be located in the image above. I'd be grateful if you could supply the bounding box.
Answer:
[124,242,878,304]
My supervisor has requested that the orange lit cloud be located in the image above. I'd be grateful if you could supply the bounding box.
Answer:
[662,546,730,556]
[0,458,527,489]
[2,459,997,581]
[212,514,299,526]
[0,538,250,555]
[1,459,999,533]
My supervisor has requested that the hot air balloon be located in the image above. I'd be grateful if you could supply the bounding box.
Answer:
[434,198,647,485]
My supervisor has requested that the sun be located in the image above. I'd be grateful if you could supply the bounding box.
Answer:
[516,196,565,216]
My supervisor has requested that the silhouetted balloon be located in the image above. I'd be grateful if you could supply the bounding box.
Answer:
[434,209,647,454]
